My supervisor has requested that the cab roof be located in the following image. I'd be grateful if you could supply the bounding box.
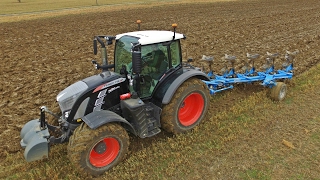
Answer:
[115,30,185,45]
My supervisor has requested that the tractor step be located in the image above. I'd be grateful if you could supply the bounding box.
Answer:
[121,98,161,138]
[145,105,161,137]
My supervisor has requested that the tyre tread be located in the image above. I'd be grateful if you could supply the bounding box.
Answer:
[161,78,210,134]
[68,123,129,176]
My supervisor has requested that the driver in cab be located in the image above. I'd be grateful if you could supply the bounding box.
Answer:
[143,44,168,79]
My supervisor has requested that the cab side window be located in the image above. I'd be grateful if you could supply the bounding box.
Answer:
[141,43,168,79]
[170,40,181,68]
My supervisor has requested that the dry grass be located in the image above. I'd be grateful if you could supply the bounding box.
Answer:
[0,0,168,23]
[0,0,237,23]
[0,0,161,14]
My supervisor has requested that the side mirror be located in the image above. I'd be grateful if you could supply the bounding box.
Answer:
[93,39,97,55]
[132,51,142,74]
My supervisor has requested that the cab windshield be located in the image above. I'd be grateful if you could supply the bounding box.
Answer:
[114,35,139,73]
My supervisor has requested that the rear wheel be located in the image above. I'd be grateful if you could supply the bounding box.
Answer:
[68,123,129,176]
[270,82,287,101]
[161,78,210,134]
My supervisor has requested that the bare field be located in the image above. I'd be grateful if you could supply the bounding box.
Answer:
[0,0,320,179]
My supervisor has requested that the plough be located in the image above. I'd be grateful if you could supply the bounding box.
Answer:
[201,50,298,101]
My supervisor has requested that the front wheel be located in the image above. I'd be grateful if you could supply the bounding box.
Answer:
[270,82,287,101]
[161,78,210,134]
[67,123,129,176]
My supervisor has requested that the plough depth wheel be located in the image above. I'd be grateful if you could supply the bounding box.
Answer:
[270,82,287,101]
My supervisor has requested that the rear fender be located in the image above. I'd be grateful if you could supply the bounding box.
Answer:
[162,69,209,104]
[81,110,137,135]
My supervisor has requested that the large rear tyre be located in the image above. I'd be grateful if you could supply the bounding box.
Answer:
[68,123,129,176]
[270,82,287,101]
[161,78,210,134]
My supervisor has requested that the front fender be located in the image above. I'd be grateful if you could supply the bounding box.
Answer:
[81,110,136,135]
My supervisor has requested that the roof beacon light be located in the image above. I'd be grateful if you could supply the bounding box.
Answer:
[137,20,141,31]
[172,23,178,40]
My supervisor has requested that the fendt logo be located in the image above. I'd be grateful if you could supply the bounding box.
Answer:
[93,78,125,93]
[108,86,120,93]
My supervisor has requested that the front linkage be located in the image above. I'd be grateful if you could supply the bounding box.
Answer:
[20,106,76,162]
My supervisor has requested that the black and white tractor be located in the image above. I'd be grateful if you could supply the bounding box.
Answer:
[20,23,210,176]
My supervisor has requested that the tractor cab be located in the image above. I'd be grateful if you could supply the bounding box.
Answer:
[113,30,185,98]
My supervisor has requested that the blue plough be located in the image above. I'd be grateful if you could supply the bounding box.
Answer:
[201,50,298,100]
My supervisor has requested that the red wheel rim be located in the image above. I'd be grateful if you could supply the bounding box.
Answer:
[178,93,204,126]
[89,137,120,167]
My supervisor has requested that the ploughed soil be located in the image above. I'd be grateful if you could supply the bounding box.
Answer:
[0,0,320,179]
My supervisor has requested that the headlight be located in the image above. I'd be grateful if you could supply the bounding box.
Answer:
[58,93,82,111]
[57,81,88,115]
[64,110,71,119]
[59,94,89,120]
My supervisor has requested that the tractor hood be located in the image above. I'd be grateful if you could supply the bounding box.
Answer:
[56,71,120,120]
[56,71,115,110]
[57,81,88,103]
[56,80,89,119]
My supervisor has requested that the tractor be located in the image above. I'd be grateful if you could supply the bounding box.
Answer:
[20,22,211,176]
